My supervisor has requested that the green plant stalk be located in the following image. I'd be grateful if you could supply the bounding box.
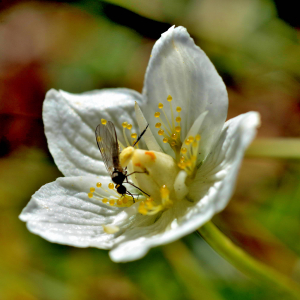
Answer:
[198,221,300,299]
[246,138,300,159]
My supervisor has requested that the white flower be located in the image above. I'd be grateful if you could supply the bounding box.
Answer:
[19,26,260,262]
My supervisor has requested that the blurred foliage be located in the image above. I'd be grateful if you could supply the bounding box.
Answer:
[1,0,300,299]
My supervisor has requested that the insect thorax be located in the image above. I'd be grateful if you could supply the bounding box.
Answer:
[111,170,126,185]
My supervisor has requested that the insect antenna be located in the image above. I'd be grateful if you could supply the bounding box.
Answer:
[133,124,149,147]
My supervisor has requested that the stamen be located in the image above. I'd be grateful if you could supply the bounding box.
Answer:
[155,122,161,128]
[101,119,107,125]
[122,122,130,147]
[176,116,181,123]
[96,182,102,188]
[163,138,168,143]
[88,192,93,198]
[108,183,114,189]
[102,198,108,204]
[158,103,164,109]
[131,133,137,139]
[158,129,164,136]
[126,124,132,130]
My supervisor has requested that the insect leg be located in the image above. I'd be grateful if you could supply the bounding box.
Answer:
[133,124,149,147]
[125,181,150,197]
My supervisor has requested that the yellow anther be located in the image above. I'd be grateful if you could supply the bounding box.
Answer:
[189,136,194,142]
[146,197,153,202]
[193,141,198,147]
[195,134,201,141]
[185,138,191,145]
[167,95,172,102]
[163,138,168,143]
[123,197,128,204]
[108,183,114,189]
[126,124,132,130]
[180,155,185,162]
[139,206,148,215]
[101,119,107,125]
[171,142,176,147]
[122,122,128,128]
[175,126,181,132]
[178,162,186,169]
[176,107,182,112]
[117,199,123,205]
[97,136,102,142]
[131,133,137,139]
[158,129,164,135]
[88,192,93,198]
[160,185,169,198]
[109,199,115,206]
[171,133,177,140]
[155,122,161,128]
[176,116,181,122]
[102,198,108,203]
[96,182,102,188]
[181,147,187,154]
[90,187,95,193]
[158,103,164,109]
[154,112,160,118]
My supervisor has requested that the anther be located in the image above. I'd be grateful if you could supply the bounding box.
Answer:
[96,182,102,188]
[158,103,163,109]
[189,136,194,142]
[171,142,176,147]
[167,95,172,102]
[90,187,95,193]
[176,116,181,122]
[131,133,137,139]
[196,134,201,141]
[176,107,182,112]
[122,122,128,128]
[126,124,132,130]
[154,112,160,118]
[181,147,187,154]
[158,129,164,135]
[123,198,128,204]
[109,199,115,206]
[102,198,108,203]
[175,126,181,132]
[88,192,93,198]
[117,199,123,205]
[101,119,107,125]
[163,138,168,143]
[171,133,177,140]
[108,183,114,189]
[185,138,191,145]
[155,122,161,128]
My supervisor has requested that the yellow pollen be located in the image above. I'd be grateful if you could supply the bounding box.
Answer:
[167,95,172,102]
[175,126,181,132]
[163,138,168,143]
[171,142,176,147]
[102,198,108,203]
[90,187,95,193]
[96,182,102,188]
[88,192,93,198]
[176,107,182,112]
[131,133,137,139]
[117,199,123,205]
[176,116,181,122]
[154,112,160,118]
[101,119,107,125]
[185,138,191,145]
[126,124,132,130]
[171,133,177,140]
[158,103,163,109]
[97,136,102,142]
[196,134,201,141]
[181,147,187,154]
[109,199,115,206]
[155,122,161,128]
[122,122,128,128]
[158,129,164,135]
[108,183,114,189]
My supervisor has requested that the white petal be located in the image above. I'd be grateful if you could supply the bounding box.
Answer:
[19,176,121,249]
[43,88,143,177]
[109,112,260,262]
[142,26,228,158]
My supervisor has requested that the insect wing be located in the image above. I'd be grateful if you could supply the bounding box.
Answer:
[95,121,120,175]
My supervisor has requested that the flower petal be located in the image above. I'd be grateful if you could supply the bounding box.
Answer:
[109,112,260,262]
[142,26,228,158]
[43,88,143,176]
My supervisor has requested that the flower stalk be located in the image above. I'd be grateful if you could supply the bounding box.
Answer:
[246,138,300,159]
[198,221,300,300]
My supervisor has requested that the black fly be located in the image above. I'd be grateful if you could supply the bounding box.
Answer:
[95,121,150,201]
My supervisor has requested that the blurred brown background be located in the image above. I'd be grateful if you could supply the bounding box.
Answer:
[1,1,300,299]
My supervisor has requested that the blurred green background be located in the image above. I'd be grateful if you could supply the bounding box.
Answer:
[1,0,300,299]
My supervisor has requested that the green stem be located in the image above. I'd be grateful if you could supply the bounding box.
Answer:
[198,222,300,300]
[246,138,300,159]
